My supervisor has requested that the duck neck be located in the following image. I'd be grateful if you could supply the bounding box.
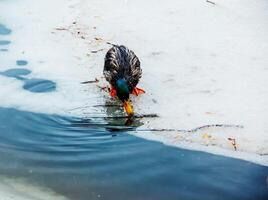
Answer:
[116,79,129,94]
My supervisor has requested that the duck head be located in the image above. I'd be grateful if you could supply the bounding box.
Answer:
[116,79,134,116]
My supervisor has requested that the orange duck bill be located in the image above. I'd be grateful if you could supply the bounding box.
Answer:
[123,100,134,116]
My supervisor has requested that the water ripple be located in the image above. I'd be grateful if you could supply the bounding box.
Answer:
[0,107,267,200]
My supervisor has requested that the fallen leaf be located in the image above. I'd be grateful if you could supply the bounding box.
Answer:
[202,133,212,139]
[205,112,215,115]
[94,37,103,41]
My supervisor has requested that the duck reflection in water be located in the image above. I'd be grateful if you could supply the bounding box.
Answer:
[103,99,144,130]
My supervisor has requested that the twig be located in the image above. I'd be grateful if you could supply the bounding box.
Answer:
[78,114,159,120]
[190,124,243,132]
[93,104,121,107]
[81,78,99,84]
[206,0,216,5]
[137,124,243,133]
[106,42,117,46]
[91,48,105,53]
[55,27,68,31]
[103,114,159,119]
[228,138,237,151]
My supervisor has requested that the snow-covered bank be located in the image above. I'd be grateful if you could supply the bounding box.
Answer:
[0,0,268,167]
[0,175,68,200]
[67,0,268,165]
[0,0,101,115]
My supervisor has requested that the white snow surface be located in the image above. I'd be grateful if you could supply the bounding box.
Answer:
[0,0,268,167]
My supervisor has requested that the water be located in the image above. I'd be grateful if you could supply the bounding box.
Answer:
[0,67,57,93]
[0,23,11,35]
[0,24,11,52]
[16,60,28,66]
[0,107,267,200]
[0,21,267,200]
[0,40,11,45]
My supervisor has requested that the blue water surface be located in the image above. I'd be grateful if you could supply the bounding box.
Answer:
[0,107,267,200]
[0,40,10,45]
[16,60,28,66]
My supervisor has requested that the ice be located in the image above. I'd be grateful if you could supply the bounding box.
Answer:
[0,175,69,200]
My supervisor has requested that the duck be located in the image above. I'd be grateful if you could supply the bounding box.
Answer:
[103,44,145,116]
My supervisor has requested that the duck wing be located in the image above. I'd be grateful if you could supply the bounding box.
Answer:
[103,45,142,91]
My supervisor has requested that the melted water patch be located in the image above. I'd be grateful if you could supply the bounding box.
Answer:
[0,107,267,200]
[23,78,56,92]
[0,68,31,77]
[0,68,56,93]
[16,60,28,66]
[0,24,12,35]
[0,40,11,45]
[0,49,8,52]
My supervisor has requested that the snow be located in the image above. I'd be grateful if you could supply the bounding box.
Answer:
[0,0,268,169]
[0,175,69,200]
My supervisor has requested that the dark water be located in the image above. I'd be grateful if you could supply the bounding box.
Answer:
[16,60,28,66]
[0,40,11,45]
[0,107,267,200]
[0,23,11,51]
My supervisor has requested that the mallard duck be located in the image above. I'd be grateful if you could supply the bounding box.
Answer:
[103,44,145,116]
